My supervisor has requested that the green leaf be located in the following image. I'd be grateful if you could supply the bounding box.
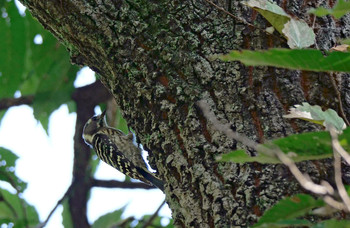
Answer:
[311,219,350,228]
[0,110,6,127]
[272,131,333,162]
[0,147,27,192]
[341,38,350,45]
[217,128,350,164]
[115,108,129,134]
[309,0,350,19]
[62,199,73,228]
[282,19,315,49]
[92,207,125,228]
[245,0,315,48]
[216,48,350,73]
[0,188,39,227]
[253,194,324,228]
[0,1,79,132]
[245,0,290,35]
[0,1,26,98]
[217,149,280,163]
[28,25,78,132]
[135,214,164,228]
[253,219,312,228]
[284,103,346,132]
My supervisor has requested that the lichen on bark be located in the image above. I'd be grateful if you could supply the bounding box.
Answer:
[20,0,350,227]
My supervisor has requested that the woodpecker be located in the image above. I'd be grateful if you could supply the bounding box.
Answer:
[82,110,164,191]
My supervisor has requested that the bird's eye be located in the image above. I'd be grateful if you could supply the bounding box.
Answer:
[92,116,98,121]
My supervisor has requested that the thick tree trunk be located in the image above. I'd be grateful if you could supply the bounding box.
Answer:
[21,0,350,227]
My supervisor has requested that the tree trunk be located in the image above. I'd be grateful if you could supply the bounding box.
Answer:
[21,0,350,226]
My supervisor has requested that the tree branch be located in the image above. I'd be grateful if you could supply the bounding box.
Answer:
[37,184,74,228]
[68,79,112,228]
[141,200,166,228]
[91,179,156,190]
[0,96,34,110]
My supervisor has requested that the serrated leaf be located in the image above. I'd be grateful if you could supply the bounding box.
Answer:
[216,48,350,73]
[217,128,350,164]
[92,207,125,228]
[284,103,346,132]
[282,19,315,49]
[253,194,324,228]
[309,0,350,19]
[0,147,27,192]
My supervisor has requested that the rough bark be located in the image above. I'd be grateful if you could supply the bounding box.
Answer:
[21,0,350,227]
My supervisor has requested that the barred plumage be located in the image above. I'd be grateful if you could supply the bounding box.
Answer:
[82,110,164,191]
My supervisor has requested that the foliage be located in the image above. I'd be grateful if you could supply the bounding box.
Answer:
[219,127,350,163]
[0,147,26,192]
[309,0,350,19]
[0,0,79,131]
[217,0,350,73]
[91,207,124,228]
[245,0,315,48]
[216,48,350,73]
[0,148,39,227]
[284,103,346,132]
[61,199,73,228]
[1,0,350,227]
[218,104,349,164]
[0,1,139,227]
[219,103,350,226]
[0,188,39,228]
[253,194,324,228]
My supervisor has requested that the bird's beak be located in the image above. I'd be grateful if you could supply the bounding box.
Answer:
[101,110,107,118]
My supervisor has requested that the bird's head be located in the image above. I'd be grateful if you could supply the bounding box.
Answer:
[82,110,107,145]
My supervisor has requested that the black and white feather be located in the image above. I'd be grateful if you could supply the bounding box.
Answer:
[82,110,164,191]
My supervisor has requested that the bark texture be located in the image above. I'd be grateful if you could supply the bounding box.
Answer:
[21,0,350,227]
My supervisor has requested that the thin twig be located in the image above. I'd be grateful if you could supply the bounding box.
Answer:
[91,179,156,189]
[203,0,286,43]
[204,0,255,28]
[198,98,350,211]
[330,127,350,212]
[323,196,347,211]
[329,128,350,165]
[37,184,74,228]
[328,73,350,126]
[197,100,258,150]
[273,148,331,195]
[141,200,166,228]
[198,99,332,195]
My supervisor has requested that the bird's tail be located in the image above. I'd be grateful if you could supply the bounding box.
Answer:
[136,167,164,192]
